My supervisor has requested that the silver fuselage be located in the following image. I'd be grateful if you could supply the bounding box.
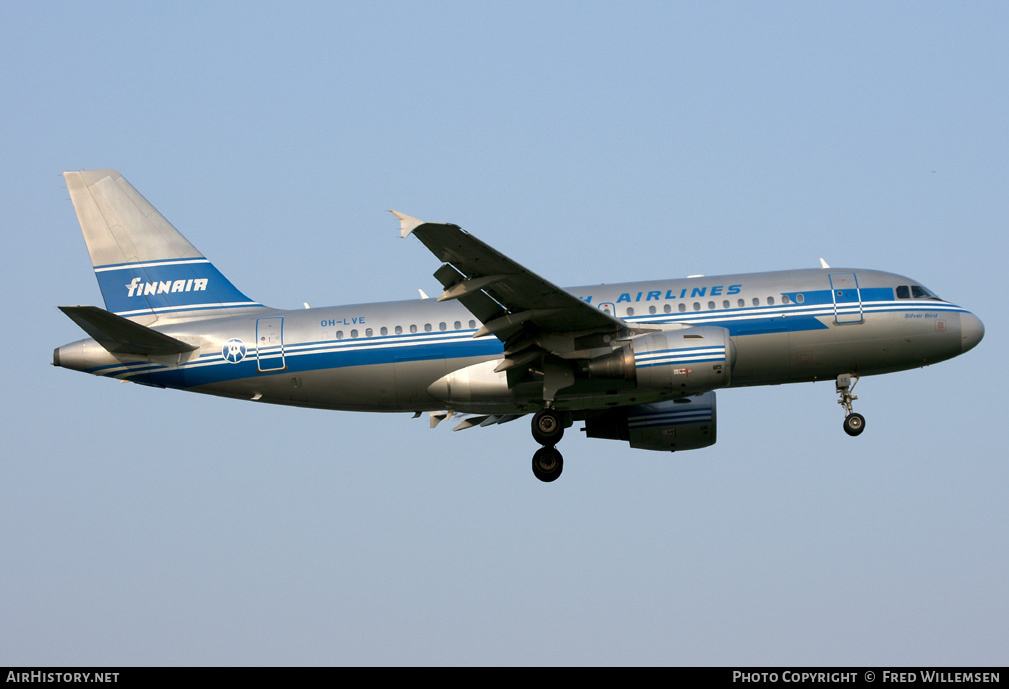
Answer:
[55,267,984,416]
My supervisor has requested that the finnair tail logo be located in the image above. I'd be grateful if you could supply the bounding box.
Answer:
[127,277,208,298]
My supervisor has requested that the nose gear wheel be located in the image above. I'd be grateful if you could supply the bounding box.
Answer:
[836,374,865,437]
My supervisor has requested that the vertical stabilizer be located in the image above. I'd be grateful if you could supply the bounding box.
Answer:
[63,170,264,323]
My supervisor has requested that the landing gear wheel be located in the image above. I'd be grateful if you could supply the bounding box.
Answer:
[532,446,564,482]
[836,374,865,437]
[843,413,865,437]
[531,409,564,446]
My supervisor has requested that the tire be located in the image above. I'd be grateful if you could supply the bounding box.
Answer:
[531,409,564,446]
[532,446,564,482]
[843,413,865,437]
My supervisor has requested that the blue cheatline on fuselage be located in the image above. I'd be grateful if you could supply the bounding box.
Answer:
[82,287,971,390]
[85,328,505,388]
[619,287,968,332]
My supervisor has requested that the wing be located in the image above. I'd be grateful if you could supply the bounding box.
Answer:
[392,211,634,397]
[393,211,622,335]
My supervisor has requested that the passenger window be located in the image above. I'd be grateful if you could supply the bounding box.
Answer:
[678,303,686,313]
[752,298,760,306]
[351,329,358,338]
[424,323,432,332]
[627,307,635,316]
[439,322,447,331]
[380,327,388,336]
[796,294,804,304]
[782,295,790,304]
[722,300,730,309]
[410,324,417,333]
[365,328,373,337]
[693,302,701,311]
[454,321,461,330]
[336,330,344,340]
[649,305,656,315]
[468,320,476,329]
[395,325,403,335]
[737,299,745,308]
[664,304,672,314]
[707,301,715,310]
[767,296,775,305]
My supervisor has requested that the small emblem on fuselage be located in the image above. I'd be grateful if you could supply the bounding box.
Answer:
[223,338,247,363]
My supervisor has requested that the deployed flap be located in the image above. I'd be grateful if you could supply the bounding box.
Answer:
[59,305,197,355]
[392,213,624,340]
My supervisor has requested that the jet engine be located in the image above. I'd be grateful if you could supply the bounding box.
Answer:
[586,326,734,396]
[583,392,717,451]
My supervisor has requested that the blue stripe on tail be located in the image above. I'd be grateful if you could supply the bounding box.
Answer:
[94,258,260,317]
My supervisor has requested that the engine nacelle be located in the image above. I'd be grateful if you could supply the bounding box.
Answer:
[586,326,733,396]
[583,392,717,452]
[428,359,511,405]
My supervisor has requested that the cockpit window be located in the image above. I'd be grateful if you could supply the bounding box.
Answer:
[897,284,941,300]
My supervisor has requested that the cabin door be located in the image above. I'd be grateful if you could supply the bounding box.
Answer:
[256,317,286,371]
[829,273,864,324]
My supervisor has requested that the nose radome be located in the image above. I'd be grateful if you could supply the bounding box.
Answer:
[961,312,985,353]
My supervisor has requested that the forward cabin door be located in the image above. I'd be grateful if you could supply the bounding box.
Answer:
[829,273,864,324]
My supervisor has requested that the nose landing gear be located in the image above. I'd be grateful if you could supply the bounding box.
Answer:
[836,374,865,437]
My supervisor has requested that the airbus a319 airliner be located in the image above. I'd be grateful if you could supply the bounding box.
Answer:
[54,170,984,481]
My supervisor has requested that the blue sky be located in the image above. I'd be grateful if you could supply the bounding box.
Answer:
[2,2,1005,665]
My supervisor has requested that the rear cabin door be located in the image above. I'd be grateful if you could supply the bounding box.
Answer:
[256,317,286,371]
[829,273,864,324]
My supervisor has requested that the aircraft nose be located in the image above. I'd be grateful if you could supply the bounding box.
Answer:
[961,312,985,353]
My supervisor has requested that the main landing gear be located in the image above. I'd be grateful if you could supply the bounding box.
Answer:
[531,408,565,482]
[836,373,866,437]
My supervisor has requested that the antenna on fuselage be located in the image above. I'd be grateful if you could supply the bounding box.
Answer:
[819,258,830,269]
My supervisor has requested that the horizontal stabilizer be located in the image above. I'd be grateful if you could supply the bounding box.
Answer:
[59,305,197,355]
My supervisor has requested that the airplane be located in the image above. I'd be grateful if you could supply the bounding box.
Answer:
[53,170,985,482]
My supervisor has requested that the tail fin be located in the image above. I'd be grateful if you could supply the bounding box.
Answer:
[63,170,264,323]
